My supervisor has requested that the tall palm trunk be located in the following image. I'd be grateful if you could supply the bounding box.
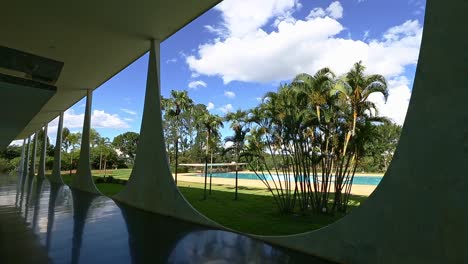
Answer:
[352,109,357,136]
[174,116,179,185]
[203,132,209,199]
[99,150,103,171]
[209,150,213,194]
[235,149,239,201]
[175,137,178,185]
[316,105,321,122]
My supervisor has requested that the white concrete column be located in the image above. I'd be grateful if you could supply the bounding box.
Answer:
[38,124,48,179]
[114,40,218,228]
[18,138,27,174]
[50,112,64,184]
[70,89,99,193]
[22,136,31,178]
[29,132,38,177]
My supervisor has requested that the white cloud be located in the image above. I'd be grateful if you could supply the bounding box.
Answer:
[204,25,226,36]
[92,110,130,129]
[188,80,207,89]
[368,76,412,125]
[9,140,24,146]
[363,30,370,41]
[306,1,343,20]
[224,91,236,98]
[383,20,421,42]
[306,8,326,19]
[50,109,129,130]
[326,1,343,19]
[219,104,233,113]
[224,141,234,149]
[212,0,301,37]
[120,108,137,115]
[166,58,177,64]
[123,118,134,122]
[207,102,215,110]
[187,17,422,84]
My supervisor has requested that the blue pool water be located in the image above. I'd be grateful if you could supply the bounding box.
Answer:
[193,172,382,186]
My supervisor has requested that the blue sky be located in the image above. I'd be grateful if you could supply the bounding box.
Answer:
[18,0,426,145]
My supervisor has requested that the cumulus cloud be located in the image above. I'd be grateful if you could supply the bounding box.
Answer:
[213,0,301,38]
[91,110,130,129]
[120,108,137,115]
[47,109,130,130]
[224,91,236,98]
[187,17,422,83]
[207,102,215,110]
[188,80,207,89]
[368,76,412,125]
[33,109,129,146]
[306,1,343,20]
[219,104,233,113]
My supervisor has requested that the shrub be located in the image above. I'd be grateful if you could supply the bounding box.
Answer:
[95,177,105,184]
[0,158,14,173]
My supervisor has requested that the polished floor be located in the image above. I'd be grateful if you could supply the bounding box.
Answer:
[0,172,333,264]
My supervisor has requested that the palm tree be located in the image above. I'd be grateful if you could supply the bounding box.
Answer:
[97,137,111,171]
[65,132,81,177]
[167,90,193,185]
[292,68,335,123]
[225,110,248,200]
[201,113,224,199]
[331,61,389,212]
[332,61,388,154]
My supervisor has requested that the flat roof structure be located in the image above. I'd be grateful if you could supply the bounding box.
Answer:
[0,0,220,147]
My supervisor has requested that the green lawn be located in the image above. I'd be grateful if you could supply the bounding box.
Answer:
[54,170,367,236]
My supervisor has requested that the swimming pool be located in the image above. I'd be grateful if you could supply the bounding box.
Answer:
[191,172,382,186]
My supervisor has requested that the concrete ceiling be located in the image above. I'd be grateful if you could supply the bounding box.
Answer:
[0,0,221,141]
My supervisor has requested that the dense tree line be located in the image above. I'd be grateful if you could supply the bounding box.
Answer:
[0,128,140,174]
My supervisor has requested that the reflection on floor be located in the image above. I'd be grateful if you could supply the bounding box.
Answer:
[0,173,333,264]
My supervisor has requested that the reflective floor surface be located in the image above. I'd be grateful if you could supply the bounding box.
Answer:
[0,173,333,263]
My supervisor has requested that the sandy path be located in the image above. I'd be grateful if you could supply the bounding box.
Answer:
[175,173,377,196]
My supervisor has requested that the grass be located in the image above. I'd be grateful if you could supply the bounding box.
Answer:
[53,170,368,236]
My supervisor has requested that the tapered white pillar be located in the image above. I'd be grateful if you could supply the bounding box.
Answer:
[70,89,99,193]
[18,138,27,174]
[38,124,48,179]
[50,112,64,184]
[29,132,38,177]
[114,40,218,227]
[22,136,31,178]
